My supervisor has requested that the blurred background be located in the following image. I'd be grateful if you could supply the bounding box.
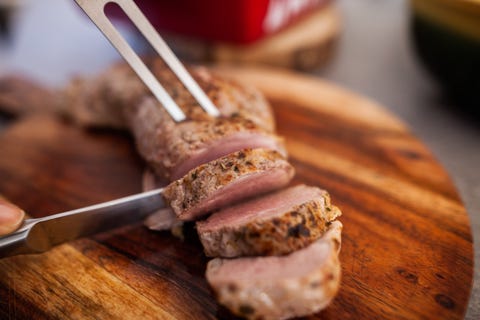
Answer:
[0,0,478,318]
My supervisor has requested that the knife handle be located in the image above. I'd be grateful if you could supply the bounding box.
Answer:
[0,188,165,258]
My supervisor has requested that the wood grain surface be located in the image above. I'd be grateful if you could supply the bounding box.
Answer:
[0,67,473,319]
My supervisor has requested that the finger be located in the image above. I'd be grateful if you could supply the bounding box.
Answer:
[0,196,25,236]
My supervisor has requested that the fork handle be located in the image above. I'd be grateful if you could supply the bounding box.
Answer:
[111,0,220,118]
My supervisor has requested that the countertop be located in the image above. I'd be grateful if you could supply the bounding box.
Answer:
[0,0,478,319]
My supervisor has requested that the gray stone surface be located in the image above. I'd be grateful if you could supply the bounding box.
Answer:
[0,0,477,318]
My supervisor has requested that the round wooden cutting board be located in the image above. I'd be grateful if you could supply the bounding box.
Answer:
[0,67,473,319]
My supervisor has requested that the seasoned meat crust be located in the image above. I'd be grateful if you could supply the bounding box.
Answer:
[0,60,285,181]
[197,185,341,257]
[58,59,283,181]
[163,148,295,221]
[61,59,275,130]
[206,221,342,320]
[129,97,286,180]
[0,60,274,130]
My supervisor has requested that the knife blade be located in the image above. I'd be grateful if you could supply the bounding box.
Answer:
[0,188,165,258]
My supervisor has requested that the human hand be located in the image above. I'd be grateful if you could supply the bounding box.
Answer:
[0,196,25,236]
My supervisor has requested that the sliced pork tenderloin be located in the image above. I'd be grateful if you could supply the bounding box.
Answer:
[98,59,285,181]
[162,148,295,221]
[129,97,286,181]
[196,184,341,257]
[0,60,284,181]
[69,59,283,181]
[206,220,342,320]
[0,60,344,320]
[58,59,276,132]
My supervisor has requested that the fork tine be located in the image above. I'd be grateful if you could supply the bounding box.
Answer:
[75,0,220,121]
[114,0,220,118]
[75,0,186,122]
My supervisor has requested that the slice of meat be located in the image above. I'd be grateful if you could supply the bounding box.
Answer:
[162,148,295,221]
[59,59,276,131]
[65,59,282,181]
[1,60,284,181]
[129,97,286,181]
[196,184,341,257]
[206,220,342,320]
[169,128,285,181]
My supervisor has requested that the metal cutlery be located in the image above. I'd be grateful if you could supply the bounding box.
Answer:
[0,188,165,257]
[1,0,221,258]
[74,0,220,121]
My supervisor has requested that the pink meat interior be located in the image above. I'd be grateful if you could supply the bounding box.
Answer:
[171,132,285,180]
[209,240,331,282]
[197,185,323,232]
[180,166,293,221]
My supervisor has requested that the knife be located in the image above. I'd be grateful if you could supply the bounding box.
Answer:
[0,188,165,258]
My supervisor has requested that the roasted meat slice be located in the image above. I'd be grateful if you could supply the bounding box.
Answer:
[84,60,283,181]
[129,97,286,181]
[65,59,284,180]
[162,148,295,221]
[0,60,344,320]
[206,221,342,320]
[61,59,276,131]
[196,184,341,257]
[0,60,283,181]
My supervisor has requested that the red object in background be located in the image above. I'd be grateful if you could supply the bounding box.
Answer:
[107,0,330,44]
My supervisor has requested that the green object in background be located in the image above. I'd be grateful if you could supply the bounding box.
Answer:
[410,0,480,113]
